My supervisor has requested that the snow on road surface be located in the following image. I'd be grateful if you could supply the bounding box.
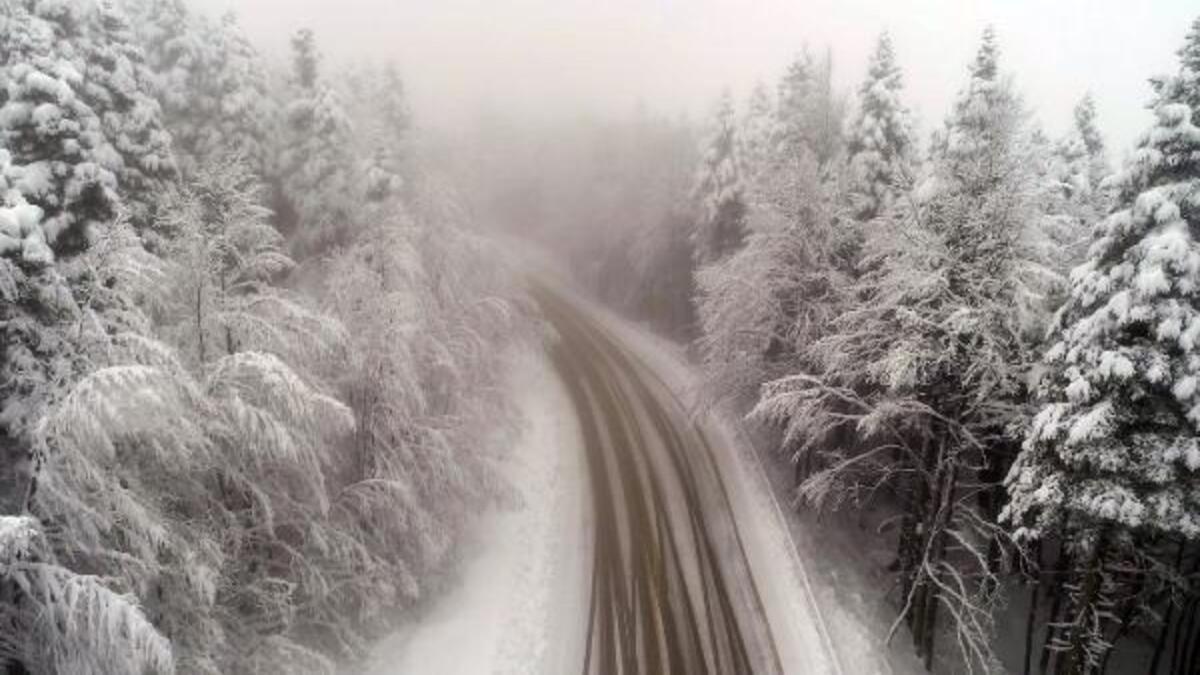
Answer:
[365,348,591,675]
[556,281,924,675]
[369,269,921,675]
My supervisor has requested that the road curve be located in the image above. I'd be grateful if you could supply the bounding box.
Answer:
[534,285,786,675]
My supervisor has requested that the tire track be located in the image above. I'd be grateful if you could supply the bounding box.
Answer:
[535,285,784,675]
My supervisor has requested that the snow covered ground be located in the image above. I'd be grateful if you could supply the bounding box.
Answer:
[364,348,591,675]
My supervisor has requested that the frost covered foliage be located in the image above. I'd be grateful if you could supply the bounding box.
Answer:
[0,515,173,674]
[846,33,915,222]
[125,0,276,177]
[16,177,352,674]
[157,155,338,368]
[745,30,1041,671]
[280,29,358,256]
[691,91,748,264]
[0,193,183,673]
[1,0,119,257]
[0,3,526,672]
[351,62,412,203]
[697,52,854,411]
[0,0,176,254]
[773,50,845,170]
[317,177,528,635]
[80,1,177,234]
[1034,95,1113,288]
[696,150,848,408]
[1004,20,1200,672]
[0,152,76,515]
[740,83,775,185]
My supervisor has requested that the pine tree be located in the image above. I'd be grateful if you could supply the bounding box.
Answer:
[1,147,176,675]
[773,49,844,169]
[360,62,412,202]
[1033,94,1113,301]
[123,0,210,162]
[1072,93,1108,183]
[127,0,276,178]
[204,13,277,176]
[280,28,358,255]
[80,0,177,239]
[750,29,1037,670]
[0,149,73,518]
[690,91,747,264]
[846,32,915,221]
[0,0,121,258]
[159,155,324,367]
[696,151,845,408]
[1005,18,1200,673]
[740,83,775,184]
[773,52,815,164]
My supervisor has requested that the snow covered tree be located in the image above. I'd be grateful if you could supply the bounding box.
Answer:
[126,0,275,178]
[204,13,277,177]
[0,0,121,258]
[1038,95,1112,281]
[319,179,526,637]
[124,0,215,166]
[0,514,173,674]
[158,155,338,368]
[740,83,775,185]
[846,32,915,221]
[27,178,354,673]
[773,49,845,170]
[359,62,411,202]
[0,153,175,674]
[691,91,748,264]
[697,151,846,409]
[773,52,815,165]
[749,29,1039,670]
[0,149,72,521]
[2,4,531,672]
[1071,93,1108,184]
[80,0,177,238]
[280,28,358,255]
[1005,18,1200,673]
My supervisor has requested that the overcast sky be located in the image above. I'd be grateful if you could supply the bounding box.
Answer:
[193,0,1197,153]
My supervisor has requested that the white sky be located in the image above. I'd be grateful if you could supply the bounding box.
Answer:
[193,0,1198,153]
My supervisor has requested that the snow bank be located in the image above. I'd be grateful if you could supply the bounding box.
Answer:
[364,348,590,675]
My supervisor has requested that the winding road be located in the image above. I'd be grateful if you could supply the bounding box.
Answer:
[535,285,831,675]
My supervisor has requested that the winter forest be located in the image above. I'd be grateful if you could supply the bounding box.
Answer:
[2,1,1200,674]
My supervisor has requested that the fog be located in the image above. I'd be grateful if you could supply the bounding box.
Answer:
[7,1,1200,672]
[193,0,1196,151]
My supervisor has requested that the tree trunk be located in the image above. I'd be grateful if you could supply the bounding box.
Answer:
[1041,539,1071,675]
[1024,538,1045,675]
[1169,547,1200,675]
[1149,594,1175,675]
[908,435,938,657]
[1063,530,1108,675]
[195,284,206,364]
[1174,594,1200,675]
[899,435,931,616]
[920,456,957,671]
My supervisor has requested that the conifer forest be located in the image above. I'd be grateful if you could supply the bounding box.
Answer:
[1,2,1199,674]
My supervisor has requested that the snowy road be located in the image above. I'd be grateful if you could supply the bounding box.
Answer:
[535,284,839,675]
[369,278,885,675]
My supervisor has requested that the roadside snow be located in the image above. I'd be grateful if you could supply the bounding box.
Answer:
[364,348,591,675]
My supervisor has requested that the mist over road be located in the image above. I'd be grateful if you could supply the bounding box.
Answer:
[536,286,813,675]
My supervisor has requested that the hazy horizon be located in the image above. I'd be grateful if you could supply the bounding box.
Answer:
[190,0,1197,154]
